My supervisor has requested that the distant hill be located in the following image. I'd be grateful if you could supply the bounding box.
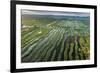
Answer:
[22,14,90,20]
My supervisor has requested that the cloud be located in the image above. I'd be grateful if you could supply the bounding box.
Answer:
[21,9,90,17]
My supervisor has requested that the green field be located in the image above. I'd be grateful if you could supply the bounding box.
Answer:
[21,15,90,63]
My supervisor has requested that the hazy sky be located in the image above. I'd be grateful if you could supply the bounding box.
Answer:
[22,9,90,17]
